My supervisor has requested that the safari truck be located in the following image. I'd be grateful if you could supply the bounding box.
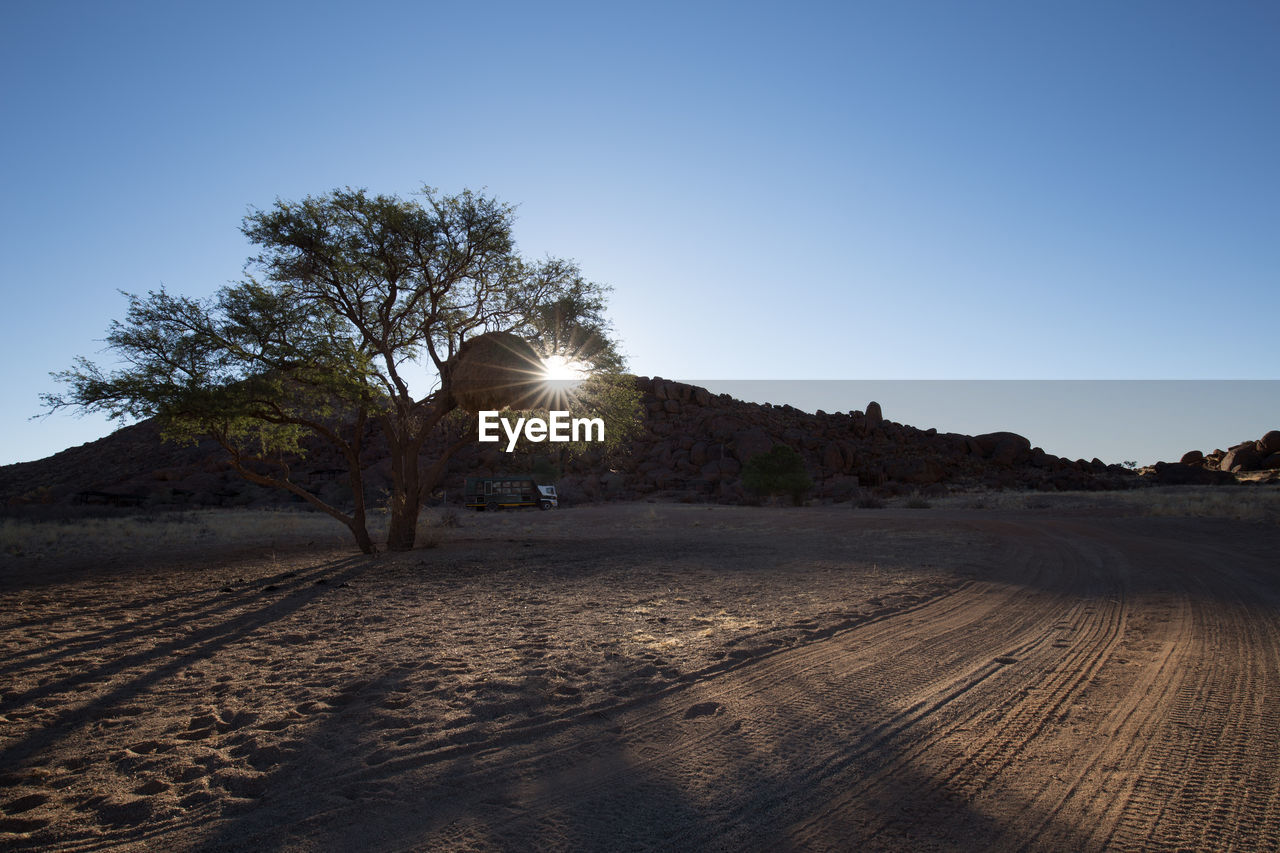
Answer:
[464,476,558,511]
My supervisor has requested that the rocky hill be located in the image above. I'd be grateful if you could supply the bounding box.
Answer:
[544,377,1138,503]
[5,376,1236,512]
[1146,430,1280,485]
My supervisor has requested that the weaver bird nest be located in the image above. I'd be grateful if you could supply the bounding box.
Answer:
[447,332,546,412]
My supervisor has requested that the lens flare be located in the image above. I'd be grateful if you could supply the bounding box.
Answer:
[542,354,590,382]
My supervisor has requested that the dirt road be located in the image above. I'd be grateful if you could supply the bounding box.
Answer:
[228,511,1280,851]
[3,506,1278,850]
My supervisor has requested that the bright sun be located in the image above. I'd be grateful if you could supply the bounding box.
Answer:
[542,354,590,382]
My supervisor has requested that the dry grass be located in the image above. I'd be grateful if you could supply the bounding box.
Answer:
[3,486,1276,566]
[931,485,1280,525]
[0,510,347,562]
[1128,486,1280,525]
[0,507,468,562]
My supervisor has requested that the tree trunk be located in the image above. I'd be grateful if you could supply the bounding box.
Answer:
[385,489,421,552]
[383,414,424,552]
[348,518,376,554]
[383,397,461,552]
[384,450,421,551]
[345,409,372,552]
[221,453,376,554]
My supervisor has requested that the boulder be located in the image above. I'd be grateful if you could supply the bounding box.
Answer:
[865,401,883,431]
[689,441,709,467]
[731,428,774,464]
[1179,450,1205,466]
[1262,452,1280,471]
[974,432,1032,466]
[822,442,845,472]
[700,458,740,481]
[820,475,861,502]
[1258,430,1280,455]
[885,457,944,485]
[1220,445,1262,472]
[1152,462,1236,485]
[836,440,856,470]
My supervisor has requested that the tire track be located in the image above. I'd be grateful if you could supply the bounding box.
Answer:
[372,522,1126,850]
[786,520,1129,849]
[1095,529,1280,852]
[121,512,1280,853]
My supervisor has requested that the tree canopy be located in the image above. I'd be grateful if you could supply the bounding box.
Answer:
[45,186,639,552]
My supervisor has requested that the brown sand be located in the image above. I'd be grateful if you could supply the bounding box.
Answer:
[1,503,1278,850]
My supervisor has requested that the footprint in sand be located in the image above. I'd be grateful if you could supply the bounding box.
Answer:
[178,790,216,809]
[3,793,51,814]
[254,714,303,732]
[684,701,724,719]
[133,780,170,796]
[217,709,259,732]
[179,713,219,740]
[126,739,174,755]
[295,700,332,715]
[246,743,293,771]
[210,767,268,799]
[172,765,208,783]
[0,816,50,834]
[94,795,155,827]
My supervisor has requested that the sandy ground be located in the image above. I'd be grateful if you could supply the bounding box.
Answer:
[1,502,1278,851]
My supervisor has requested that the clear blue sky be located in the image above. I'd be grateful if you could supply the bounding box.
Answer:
[2,1,1276,466]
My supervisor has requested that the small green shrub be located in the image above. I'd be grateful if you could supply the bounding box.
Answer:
[741,444,813,507]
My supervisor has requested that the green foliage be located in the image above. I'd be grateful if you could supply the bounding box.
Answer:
[529,456,560,484]
[44,185,631,552]
[741,444,813,506]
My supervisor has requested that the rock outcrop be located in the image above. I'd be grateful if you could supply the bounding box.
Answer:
[4,377,1198,511]
[1168,431,1280,477]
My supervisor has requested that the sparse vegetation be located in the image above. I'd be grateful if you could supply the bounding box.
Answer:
[741,444,813,506]
[855,492,886,509]
[0,506,462,563]
[932,486,1280,525]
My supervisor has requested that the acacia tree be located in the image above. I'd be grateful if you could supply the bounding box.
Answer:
[45,186,637,552]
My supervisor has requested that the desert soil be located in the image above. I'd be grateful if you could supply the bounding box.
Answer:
[1,503,1278,851]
